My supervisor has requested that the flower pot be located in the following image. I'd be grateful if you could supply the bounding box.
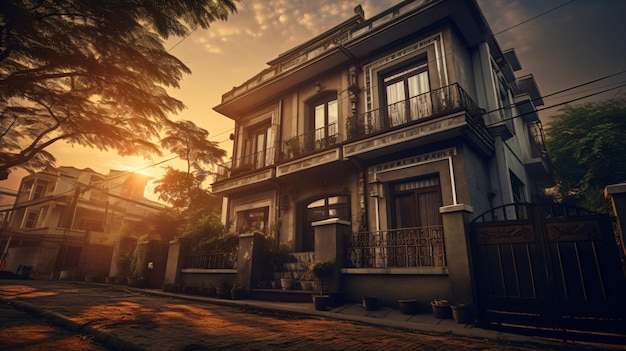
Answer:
[312,295,331,311]
[398,299,418,315]
[216,287,230,299]
[280,278,294,290]
[300,280,315,291]
[362,297,378,311]
[451,304,472,324]
[431,299,452,319]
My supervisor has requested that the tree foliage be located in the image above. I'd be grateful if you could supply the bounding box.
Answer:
[0,0,237,175]
[546,98,626,212]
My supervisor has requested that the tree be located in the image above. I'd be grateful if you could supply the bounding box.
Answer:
[0,0,237,176]
[154,119,224,212]
[545,98,626,212]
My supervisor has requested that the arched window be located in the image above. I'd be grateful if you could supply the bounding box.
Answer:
[301,195,350,252]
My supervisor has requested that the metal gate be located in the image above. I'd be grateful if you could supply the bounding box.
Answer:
[471,203,626,343]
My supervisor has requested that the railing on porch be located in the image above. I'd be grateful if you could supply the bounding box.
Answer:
[347,83,484,140]
[185,252,236,269]
[281,122,341,162]
[345,226,446,269]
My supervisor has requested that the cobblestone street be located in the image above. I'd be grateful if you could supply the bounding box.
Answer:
[0,280,612,351]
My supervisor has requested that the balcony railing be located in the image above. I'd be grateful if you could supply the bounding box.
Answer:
[347,83,484,140]
[215,147,276,182]
[185,253,236,269]
[528,121,548,159]
[281,122,342,162]
[345,226,446,269]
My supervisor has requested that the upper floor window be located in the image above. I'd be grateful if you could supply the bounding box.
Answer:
[23,210,38,229]
[241,121,273,171]
[310,93,338,149]
[383,61,431,127]
[32,180,49,200]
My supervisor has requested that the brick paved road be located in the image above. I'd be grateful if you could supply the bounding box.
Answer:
[0,280,605,351]
[0,300,109,350]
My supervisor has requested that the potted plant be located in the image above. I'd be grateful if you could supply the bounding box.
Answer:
[362,296,378,311]
[280,272,294,290]
[311,260,334,311]
[285,137,301,158]
[231,284,246,300]
[431,299,452,319]
[299,267,316,291]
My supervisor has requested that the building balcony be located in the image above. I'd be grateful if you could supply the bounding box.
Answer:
[525,121,554,187]
[344,83,494,159]
[280,123,342,163]
[212,148,277,195]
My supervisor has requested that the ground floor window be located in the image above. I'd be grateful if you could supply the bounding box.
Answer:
[236,207,269,234]
[347,175,446,269]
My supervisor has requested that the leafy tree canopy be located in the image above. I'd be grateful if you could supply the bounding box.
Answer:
[0,0,237,175]
[545,97,626,212]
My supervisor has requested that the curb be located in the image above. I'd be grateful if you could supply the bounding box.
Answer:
[2,298,145,351]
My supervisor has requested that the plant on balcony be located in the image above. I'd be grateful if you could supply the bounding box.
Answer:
[346,116,365,139]
[285,137,302,158]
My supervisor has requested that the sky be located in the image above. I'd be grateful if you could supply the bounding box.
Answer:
[2,0,626,205]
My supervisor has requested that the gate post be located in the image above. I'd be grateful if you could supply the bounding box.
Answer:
[440,204,474,305]
[606,183,626,257]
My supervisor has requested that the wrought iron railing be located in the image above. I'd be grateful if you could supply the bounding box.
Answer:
[215,147,276,182]
[345,226,446,269]
[347,83,484,140]
[185,252,236,269]
[281,122,341,162]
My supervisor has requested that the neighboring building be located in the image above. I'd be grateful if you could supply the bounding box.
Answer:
[211,0,552,306]
[0,166,166,278]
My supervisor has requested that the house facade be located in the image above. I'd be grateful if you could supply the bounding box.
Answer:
[211,0,552,307]
[0,166,166,279]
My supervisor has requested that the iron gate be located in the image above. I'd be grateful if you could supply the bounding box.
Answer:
[471,203,626,343]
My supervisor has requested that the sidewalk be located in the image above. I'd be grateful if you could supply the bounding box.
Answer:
[2,280,611,350]
[125,286,572,348]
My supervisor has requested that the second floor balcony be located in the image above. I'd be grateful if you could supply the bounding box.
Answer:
[344,83,493,159]
[213,83,494,191]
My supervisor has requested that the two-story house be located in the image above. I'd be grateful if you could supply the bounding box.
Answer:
[211,0,552,307]
[0,166,166,279]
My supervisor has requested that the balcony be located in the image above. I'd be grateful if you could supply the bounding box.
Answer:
[212,147,277,195]
[525,121,554,186]
[344,83,494,159]
[215,147,276,182]
[280,123,342,163]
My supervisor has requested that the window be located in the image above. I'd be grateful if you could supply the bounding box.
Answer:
[24,211,38,229]
[310,94,338,149]
[236,207,269,234]
[389,175,445,268]
[510,172,526,203]
[383,62,431,127]
[302,195,350,252]
[32,180,48,199]
[241,122,273,171]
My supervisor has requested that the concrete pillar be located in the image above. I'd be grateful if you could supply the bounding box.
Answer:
[440,204,474,305]
[313,218,350,293]
[236,232,264,294]
[163,237,190,286]
[605,183,626,257]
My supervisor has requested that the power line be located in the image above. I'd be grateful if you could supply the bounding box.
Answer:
[492,0,575,36]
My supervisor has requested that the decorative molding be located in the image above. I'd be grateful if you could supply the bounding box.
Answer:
[476,224,534,244]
